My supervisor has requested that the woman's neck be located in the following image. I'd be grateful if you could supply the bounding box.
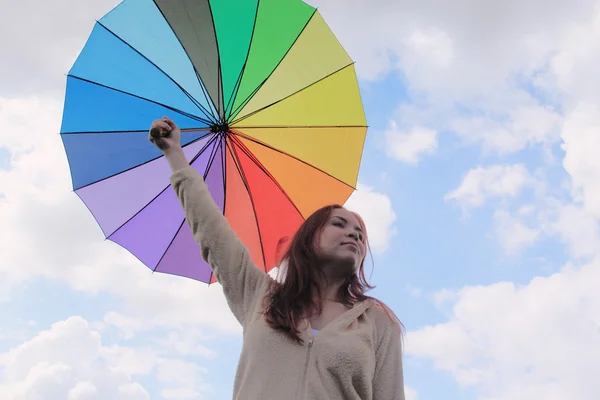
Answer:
[315,260,353,304]
[317,277,345,303]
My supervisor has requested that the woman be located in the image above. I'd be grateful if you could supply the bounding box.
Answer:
[149,116,406,399]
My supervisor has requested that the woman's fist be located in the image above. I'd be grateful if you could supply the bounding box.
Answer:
[149,116,181,152]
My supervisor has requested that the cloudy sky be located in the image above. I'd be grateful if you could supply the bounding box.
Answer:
[2,0,600,398]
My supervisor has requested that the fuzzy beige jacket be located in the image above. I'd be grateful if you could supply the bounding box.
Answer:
[170,166,405,400]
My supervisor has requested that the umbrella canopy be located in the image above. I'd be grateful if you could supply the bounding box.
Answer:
[60,0,367,283]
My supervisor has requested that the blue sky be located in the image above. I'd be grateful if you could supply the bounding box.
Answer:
[3,0,600,399]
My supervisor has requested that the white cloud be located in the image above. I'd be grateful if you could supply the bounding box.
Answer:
[544,11,600,107]
[405,258,600,399]
[315,0,592,82]
[542,202,600,260]
[445,164,533,209]
[0,320,38,347]
[102,346,158,378]
[153,330,217,359]
[312,0,573,154]
[561,102,600,217]
[344,184,397,253]
[404,285,423,298]
[405,385,419,400]
[406,28,454,67]
[433,289,458,307]
[0,0,120,97]
[155,359,212,400]
[384,122,438,164]
[450,104,562,155]
[0,317,151,400]
[518,205,536,217]
[317,0,593,90]
[0,316,217,399]
[401,28,455,86]
[493,211,540,256]
[102,312,144,341]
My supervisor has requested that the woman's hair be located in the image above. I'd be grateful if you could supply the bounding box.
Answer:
[263,204,401,343]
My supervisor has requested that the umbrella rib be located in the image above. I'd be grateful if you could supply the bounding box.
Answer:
[152,218,187,274]
[194,69,219,122]
[225,58,242,121]
[208,135,228,285]
[230,62,356,126]
[207,1,224,119]
[61,128,208,135]
[72,132,214,192]
[66,75,213,126]
[224,57,246,120]
[148,2,219,122]
[226,138,268,273]
[203,137,224,184]
[61,129,149,135]
[231,129,357,190]
[97,20,216,122]
[228,9,317,122]
[224,0,261,121]
[230,135,305,221]
[217,59,223,121]
[232,124,368,129]
[102,135,218,241]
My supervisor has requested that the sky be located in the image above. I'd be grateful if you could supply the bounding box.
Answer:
[1,0,600,399]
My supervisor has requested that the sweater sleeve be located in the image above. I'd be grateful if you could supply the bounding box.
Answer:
[170,166,268,325]
[373,321,406,400]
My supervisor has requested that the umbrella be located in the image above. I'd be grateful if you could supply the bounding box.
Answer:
[60,0,367,283]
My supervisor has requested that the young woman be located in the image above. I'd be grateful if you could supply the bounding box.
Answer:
[149,117,405,399]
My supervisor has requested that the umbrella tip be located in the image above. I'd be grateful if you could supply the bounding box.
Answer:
[210,122,229,134]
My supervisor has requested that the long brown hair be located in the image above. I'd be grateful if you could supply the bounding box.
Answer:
[263,204,401,343]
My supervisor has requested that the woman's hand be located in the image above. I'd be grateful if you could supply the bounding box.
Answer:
[149,116,181,153]
[149,117,189,172]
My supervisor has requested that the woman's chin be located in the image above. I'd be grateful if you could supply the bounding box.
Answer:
[330,255,360,275]
[318,251,361,275]
[339,249,361,264]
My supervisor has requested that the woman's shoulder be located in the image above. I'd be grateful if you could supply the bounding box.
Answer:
[364,298,403,334]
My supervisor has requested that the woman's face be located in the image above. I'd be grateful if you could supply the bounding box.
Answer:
[316,208,366,272]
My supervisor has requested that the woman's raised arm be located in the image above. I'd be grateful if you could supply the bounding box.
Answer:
[150,117,268,325]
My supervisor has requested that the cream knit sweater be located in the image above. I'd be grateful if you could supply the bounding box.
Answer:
[171,166,405,399]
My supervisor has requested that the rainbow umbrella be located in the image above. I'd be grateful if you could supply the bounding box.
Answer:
[60,0,367,283]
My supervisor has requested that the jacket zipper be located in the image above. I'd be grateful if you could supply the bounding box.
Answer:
[298,335,314,399]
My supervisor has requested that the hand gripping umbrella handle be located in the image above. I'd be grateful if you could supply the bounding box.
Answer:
[149,126,171,151]
[150,126,164,139]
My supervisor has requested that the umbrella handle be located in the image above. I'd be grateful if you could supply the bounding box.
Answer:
[150,126,164,139]
[150,126,171,151]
